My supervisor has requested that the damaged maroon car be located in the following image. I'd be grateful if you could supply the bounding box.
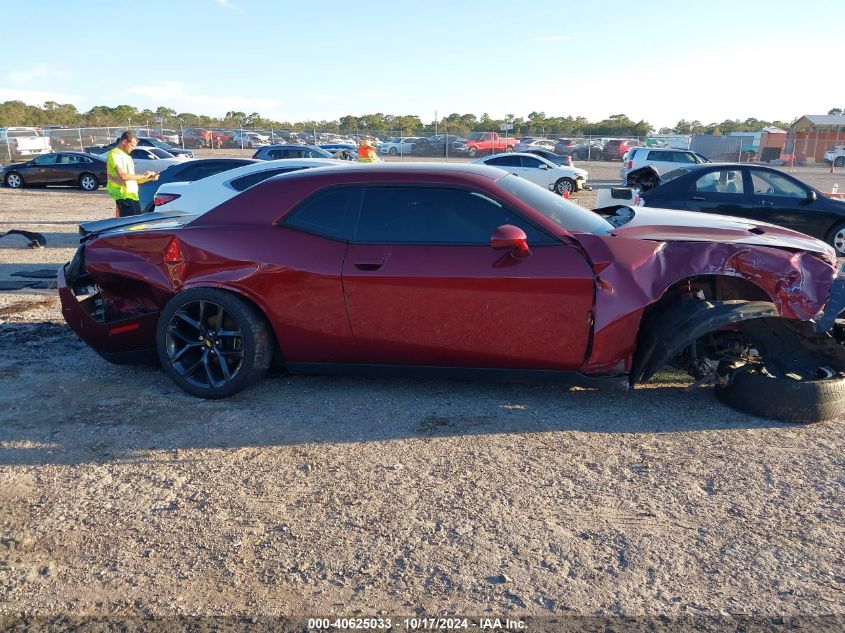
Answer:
[59,163,845,422]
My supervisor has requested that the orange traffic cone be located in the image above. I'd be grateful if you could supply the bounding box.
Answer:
[563,190,570,199]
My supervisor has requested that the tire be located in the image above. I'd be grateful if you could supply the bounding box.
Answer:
[388,147,398,155]
[4,172,23,188]
[715,368,845,423]
[505,146,514,152]
[78,173,98,191]
[467,147,478,158]
[835,157,845,168]
[156,288,273,398]
[554,178,576,195]
[827,222,845,257]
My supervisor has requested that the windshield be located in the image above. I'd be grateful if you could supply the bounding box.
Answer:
[661,167,693,182]
[467,133,485,140]
[497,174,612,234]
[150,148,173,159]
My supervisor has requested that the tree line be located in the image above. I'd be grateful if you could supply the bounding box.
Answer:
[0,100,830,138]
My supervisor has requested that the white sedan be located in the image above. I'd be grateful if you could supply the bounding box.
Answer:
[378,137,423,156]
[152,158,340,214]
[130,147,187,174]
[474,152,589,195]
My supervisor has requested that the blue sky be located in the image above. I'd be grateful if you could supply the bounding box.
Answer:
[1,0,842,128]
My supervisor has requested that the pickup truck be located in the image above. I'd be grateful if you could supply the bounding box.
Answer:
[0,127,51,162]
[454,132,516,157]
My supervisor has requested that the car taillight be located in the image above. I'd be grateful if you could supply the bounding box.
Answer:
[154,193,181,206]
[164,237,184,263]
[627,160,633,169]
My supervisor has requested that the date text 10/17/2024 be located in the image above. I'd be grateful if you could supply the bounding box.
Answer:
[307,618,527,630]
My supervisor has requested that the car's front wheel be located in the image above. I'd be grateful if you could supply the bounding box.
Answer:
[388,147,398,155]
[156,288,273,398]
[827,222,845,257]
[78,173,99,191]
[554,178,576,195]
[4,172,24,188]
[835,156,845,167]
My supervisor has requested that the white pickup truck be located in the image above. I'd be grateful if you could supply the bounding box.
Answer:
[0,127,52,162]
[824,146,845,168]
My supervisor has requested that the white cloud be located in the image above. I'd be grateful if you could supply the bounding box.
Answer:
[7,64,70,85]
[126,81,281,116]
[530,35,571,42]
[215,0,245,13]
[0,87,82,105]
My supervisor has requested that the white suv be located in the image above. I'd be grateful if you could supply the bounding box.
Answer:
[620,147,709,181]
[824,146,845,168]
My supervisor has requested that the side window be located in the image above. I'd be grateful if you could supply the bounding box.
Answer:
[676,152,697,163]
[281,186,356,240]
[486,155,521,167]
[749,170,807,198]
[229,167,305,191]
[647,150,667,161]
[694,169,744,194]
[354,186,554,245]
[34,154,58,165]
[519,156,544,169]
[58,154,79,164]
[79,156,94,164]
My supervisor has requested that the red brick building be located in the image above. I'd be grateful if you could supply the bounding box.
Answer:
[782,114,845,164]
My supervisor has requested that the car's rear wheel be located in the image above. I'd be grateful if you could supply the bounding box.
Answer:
[554,178,576,195]
[388,147,398,155]
[78,173,98,191]
[835,156,845,167]
[156,288,273,398]
[4,172,23,188]
[827,222,845,257]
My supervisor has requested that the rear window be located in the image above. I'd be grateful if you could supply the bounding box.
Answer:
[229,167,306,191]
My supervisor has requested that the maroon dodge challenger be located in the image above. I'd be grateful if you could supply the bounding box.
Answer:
[59,163,845,422]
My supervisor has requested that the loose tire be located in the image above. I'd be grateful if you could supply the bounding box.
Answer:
[715,368,845,423]
[554,178,576,195]
[827,222,845,257]
[835,156,845,167]
[4,172,23,188]
[78,173,98,191]
[156,288,273,398]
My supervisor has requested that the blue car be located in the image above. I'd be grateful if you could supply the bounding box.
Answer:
[139,158,258,213]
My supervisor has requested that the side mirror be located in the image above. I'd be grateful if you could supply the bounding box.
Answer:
[491,224,531,259]
[538,163,549,170]
[807,190,817,203]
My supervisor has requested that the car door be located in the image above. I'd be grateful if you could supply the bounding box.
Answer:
[682,167,751,218]
[745,168,832,240]
[26,153,59,184]
[341,185,595,369]
[518,155,555,188]
[53,153,81,184]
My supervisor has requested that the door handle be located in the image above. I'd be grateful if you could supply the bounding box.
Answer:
[755,199,773,206]
[690,196,706,201]
[354,260,384,271]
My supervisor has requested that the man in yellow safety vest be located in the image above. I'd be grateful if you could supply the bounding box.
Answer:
[106,131,158,217]
[356,139,378,163]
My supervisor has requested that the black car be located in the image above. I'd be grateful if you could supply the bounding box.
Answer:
[138,158,259,213]
[251,144,334,160]
[634,163,845,255]
[522,148,573,166]
[1,152,106,191]
[413,134,466,157]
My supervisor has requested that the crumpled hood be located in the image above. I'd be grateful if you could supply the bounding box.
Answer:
[608,206,836,263]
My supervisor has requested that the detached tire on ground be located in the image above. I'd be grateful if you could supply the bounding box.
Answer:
[715,368,845,423]
[156,288,273,399]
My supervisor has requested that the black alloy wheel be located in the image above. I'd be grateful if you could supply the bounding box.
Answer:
[156,288,272,398]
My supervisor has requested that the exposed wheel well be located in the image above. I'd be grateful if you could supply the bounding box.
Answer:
[658,274,773,305]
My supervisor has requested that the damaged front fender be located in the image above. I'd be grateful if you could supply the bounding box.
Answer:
[630,299,779,384]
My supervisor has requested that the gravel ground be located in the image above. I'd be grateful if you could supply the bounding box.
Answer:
[0,160,844,627]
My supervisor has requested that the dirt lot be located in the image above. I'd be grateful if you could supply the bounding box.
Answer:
[1,159,844,627]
